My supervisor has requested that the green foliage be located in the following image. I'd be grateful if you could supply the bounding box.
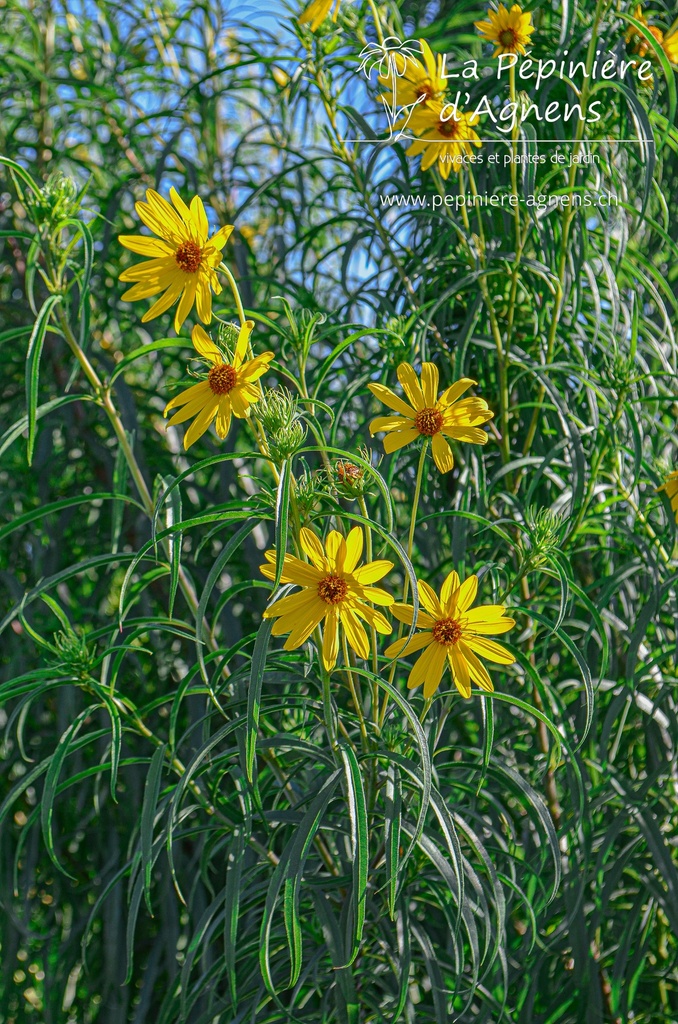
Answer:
[1,0,678,1022]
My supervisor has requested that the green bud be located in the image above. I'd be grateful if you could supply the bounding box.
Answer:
[29,172,80,229]
[522,506,566,569]
[258,388,306,463]
[52,627,94,679]
[217,321,240,355]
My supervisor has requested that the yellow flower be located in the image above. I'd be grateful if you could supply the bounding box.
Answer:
[401,100,481,179]
[663,32,678,64]
[658,470,678,523]
[119,188,233,333]
[475,3,535,57]
[385,573,515,699]
[260,526,393,670]
[626,7,664,57]
[368,363,493,473]
[379,40,448,109]
[299,0,339,32]
[164,321,273,449]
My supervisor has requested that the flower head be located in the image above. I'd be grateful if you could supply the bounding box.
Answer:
[401,101,481,179]
[663,32,678,64]
[299,0,340,32]
[475,3,534,57]
[119,188,233,333]
[379,40,447,110]
[260,526,393,670]
[164,321,273,449]
[626,7,664,57]
[658,470,678,523]
[385,573,515,699]
[368,363,493,473]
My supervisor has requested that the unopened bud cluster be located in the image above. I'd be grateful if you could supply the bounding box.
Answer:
[258,388,306,463]
[29,172,80,230]
[52,628,94,679]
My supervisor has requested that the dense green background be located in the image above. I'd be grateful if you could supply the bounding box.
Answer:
[1,0,677,1021]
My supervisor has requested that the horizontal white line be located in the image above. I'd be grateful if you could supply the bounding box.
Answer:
[339,138,654,144]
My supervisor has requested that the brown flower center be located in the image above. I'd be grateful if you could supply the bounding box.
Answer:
[438,117,462,139]
[175,240,202,273]
[317,574,348,605]
[432,618,463,646]
[416,83,434,101]
[414,406,444,436]
[208,363,237,394]
[499,27,517,48]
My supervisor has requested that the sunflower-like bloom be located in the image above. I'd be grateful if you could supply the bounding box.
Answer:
[474,3,534,57]
[164,321,273,449]
[400,101,481,179]
[299,0,339,32]
[625,6,664,57]
[658,470,678,523]
[385,572,515,699]
[119,188,233,333]
[368,363,493,473]
[379,40,448,110]
[261,526,393,671]
[663,32,678,64]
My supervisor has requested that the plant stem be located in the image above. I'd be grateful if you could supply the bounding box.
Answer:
[380,440,428,727]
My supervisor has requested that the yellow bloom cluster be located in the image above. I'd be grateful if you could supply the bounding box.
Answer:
[388,5,534,178]
[261,525,515,699]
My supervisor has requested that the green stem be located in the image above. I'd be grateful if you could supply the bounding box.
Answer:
[218,261,247,327]
[380,439,428,727]
[342,633,369,748]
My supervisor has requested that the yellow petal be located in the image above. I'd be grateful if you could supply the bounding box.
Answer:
[283,604,326,648]
[189,194,209,241]
[322,606,339,669]
[369,415,410,435]
[390,602,435,629]
[325,530,345,573]
[192,324,222,364]
[420,362,439,407]
[440,570,461,612]
[353,603,392,634]
[119,235,174,257]
[448,646,471,698]
[383,428,419,454]
[174,279,198,332]
[300,527,327,570]
[422,644,448,699]
[417,579,444,618]
[457,641,494,692]
[385,631,432,658]
[182,396,219,449]
[455,575,478,614]
[215,400,232,438]
[368,382,416,419]
[195,274,213,324]
[141,279,183,322]
[164,379,211,414]
[431,432,454,473]
[438,378,476,407]
[352,559,393,585]
[340,606,370,660]
[343,527,364,573]
[465,635,515,665]
[260,553,322,587]
[234,320,255,366]
[397,363,425,411]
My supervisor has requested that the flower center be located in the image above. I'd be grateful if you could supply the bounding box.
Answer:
[175,240,202,273]
[208,363,237,394]
[414,406,444,436]
[438,117,462,139]
[499,27,517,48]
[317,574,348,605]
[432,618,463,646]
[417,82,434,101]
